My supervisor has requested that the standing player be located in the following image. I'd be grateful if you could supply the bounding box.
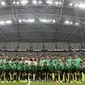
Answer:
[62,60,69,82]
[74,55,82,83]
[30,62,37,81]
[21,60,25,81]
[25,63,31,82]
[49,61,55,81]
[55,61,62,83]
[42,62,49,81]
[11,61,16,82]
[40,57,45,66]
[16,59,22,81]
[70,61,76,83]
[36,62,42,81]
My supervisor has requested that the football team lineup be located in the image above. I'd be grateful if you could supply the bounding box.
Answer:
[0,55,85,84]
[0,0,85,85]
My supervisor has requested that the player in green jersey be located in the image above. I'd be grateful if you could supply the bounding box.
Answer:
[74,55,82,83]
[36,62,42,80]
[74,55,82,68]
[40,57,46,66]
[69,61,76,83]
[55,61,62,82]
[48,61,55,81]
[24,63,30,81]
[20,61,25,81]
[9,61,16,82]
[16,59,22,81]
[30,62,37,81]
[62,60,69,82]
[66,55,73,67]
[4,60,11,82]
[42,62,49,81]
[79,61,83,83]
[0,61,5,82]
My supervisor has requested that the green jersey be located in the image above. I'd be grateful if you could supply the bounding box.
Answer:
[0,64,4,71]
[8,60,12,67]
[53,59,58,64]
[16,62,21,71]
[21,63,25,71]
[66,58,73,66]
[18,61,22,65]
[11,64,16,72]
[25,65,30,72]
[62,64,69,72]
[40,59,45,65]
[30,65,36,73]
[70,64,76,72]
[42,65,49,72]
[3,59,6,64]
[37,65,42,71]
[49,64,55,72]
[55,64,62,71]
[45,59,50,65]
[5,63,11,71]
[74,58,82,66]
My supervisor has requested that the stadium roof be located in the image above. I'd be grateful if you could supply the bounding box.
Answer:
[0,0,85,43]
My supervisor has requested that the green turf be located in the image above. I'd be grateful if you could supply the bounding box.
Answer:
[31,82,85,85]
[0,82,85,85]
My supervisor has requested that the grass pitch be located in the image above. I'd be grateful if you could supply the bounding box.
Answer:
[0,82,85,85]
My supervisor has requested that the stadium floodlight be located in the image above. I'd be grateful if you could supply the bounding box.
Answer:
[65,20,70,24]
[21,0,28,5]
[78,3,85,9]
[39,19,46,23]
[1,1,6,6]
[58,2,62,5]
[38,1,42,4]
[0,21,5,25]
[23,19,26,22]
[53,20,56,23]
[19,19,22,23]
[16,1,20,5]
[27,19,35,23]
[70,21,73,25]
[78,4,83,8]
[69,3,73,6]
[75,22,79,26]
[5,20,12,24]
[13,1,16,5]
[50,19,52,21]
[43,19,50,23]
[46,0,53,5]
[39,19,56,23]
[32,0,37,5]
[74,4,78,7]
[55,1,58,5]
